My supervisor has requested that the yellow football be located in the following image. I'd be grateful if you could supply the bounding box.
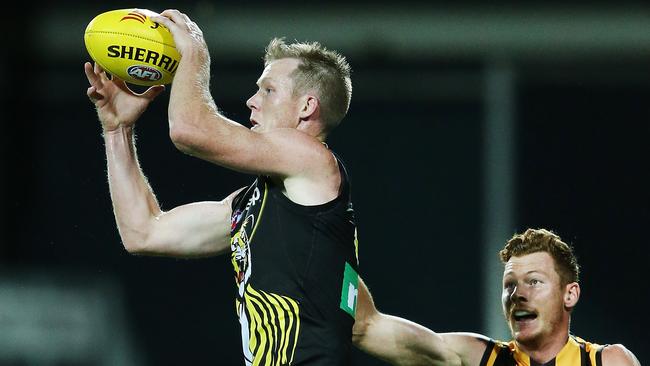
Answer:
[84,9,180,86]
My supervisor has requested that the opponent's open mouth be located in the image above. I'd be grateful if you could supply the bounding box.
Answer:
[512,310,537,321]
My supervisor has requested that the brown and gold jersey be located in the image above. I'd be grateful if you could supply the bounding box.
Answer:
[480,335,605,366]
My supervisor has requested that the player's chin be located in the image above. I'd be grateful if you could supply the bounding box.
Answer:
[512,326,540,344]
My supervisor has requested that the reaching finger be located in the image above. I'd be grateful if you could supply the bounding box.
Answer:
[159,9,183,22]
[84,62,101,85]
[150,14,176,32]
[93,62,111,83]
[179,11,191,24]
[87,86,104,102]
[152,9,187,32]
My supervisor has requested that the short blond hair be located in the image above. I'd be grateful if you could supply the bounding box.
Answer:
[500,228,580,286]
[264,37,352,132]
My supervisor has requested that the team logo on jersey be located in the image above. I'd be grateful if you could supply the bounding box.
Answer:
[231,215,253,285]
[230,186,265,289]
[231,209,243,231]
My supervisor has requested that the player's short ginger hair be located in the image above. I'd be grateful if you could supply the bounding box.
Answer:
[264,37,352,133]
[500,228,580,286]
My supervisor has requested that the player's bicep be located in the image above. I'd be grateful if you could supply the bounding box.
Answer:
[137,199,233,258]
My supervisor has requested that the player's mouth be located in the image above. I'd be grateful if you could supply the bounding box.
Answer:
[511,309,538,324]
[250,118,259,128]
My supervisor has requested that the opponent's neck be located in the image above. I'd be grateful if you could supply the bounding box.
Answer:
[516,333,569,364]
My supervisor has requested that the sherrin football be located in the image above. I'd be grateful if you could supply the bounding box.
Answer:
[84,9,180,86]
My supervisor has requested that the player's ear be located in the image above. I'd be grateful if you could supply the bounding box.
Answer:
[564,282,580,309]
[298,95,319,120]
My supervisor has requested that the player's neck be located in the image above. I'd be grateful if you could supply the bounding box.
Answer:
[516,332,570,364]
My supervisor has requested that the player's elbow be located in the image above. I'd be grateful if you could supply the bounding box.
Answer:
[169,122,197,154]
[120,234,150,255]
[118,225,156,255]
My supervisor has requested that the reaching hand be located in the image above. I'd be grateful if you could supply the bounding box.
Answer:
[150,9,209,60]
[84,62,165,132]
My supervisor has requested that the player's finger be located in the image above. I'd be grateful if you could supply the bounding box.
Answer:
[179,11,192,24]
[152,9,188,31]
[93,62,111,83]
[87,86,104,102]
[159,9,184,22]
[84,62,101,85]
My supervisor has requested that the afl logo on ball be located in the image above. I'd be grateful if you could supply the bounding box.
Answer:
[127,65,162,81]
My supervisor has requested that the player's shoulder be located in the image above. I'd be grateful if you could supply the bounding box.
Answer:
[601,343,641,366]
[266,128,334,163]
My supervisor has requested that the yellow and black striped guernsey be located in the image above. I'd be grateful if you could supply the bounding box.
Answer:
[480,335,605,366]
[229,155,360,366]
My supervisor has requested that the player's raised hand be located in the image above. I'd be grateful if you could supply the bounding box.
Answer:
[84,61,165,132]
[150,10,209,60]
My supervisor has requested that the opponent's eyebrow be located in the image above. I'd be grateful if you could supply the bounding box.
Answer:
[525,270,548,276]
[503,269,546,278]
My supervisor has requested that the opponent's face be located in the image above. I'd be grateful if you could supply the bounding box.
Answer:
[246,58,302,133]
[502,252,570,347]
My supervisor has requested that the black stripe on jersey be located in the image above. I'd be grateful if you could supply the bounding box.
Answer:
[255,289,282,363]
[267,292,291,363]
[479,341,496,366]
[577,339,590,366]
[493,345,516,366]
[595,347,603,366]
[245,293,271,363]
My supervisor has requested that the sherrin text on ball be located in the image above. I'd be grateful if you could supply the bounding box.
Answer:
[84,9,180,86]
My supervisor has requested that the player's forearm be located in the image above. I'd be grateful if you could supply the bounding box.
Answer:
[166,51,242,160]
[355,313,461,366]
[104,126,162,252]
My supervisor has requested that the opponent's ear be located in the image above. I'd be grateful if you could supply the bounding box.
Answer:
[298,95,319,121]
[564,282,580,309]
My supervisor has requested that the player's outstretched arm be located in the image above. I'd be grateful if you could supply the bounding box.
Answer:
[150,11,334,182]
[353,278,488,366]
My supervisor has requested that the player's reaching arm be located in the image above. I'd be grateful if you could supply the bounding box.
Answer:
[150,11,338,189]
[353,278,489,366]
[85,61,241,258]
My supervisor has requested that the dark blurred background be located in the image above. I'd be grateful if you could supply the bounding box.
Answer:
[1,1,648,365]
